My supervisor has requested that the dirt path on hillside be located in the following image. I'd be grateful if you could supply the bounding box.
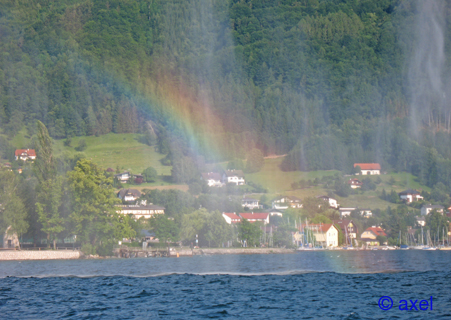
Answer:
[264,154,287,159]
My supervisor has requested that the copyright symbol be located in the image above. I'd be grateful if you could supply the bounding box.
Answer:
[378,296,393,310]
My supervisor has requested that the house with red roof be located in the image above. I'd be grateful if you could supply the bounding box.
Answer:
[239,212,270,224]
[354,163,381,175]
[222,212,242,224]
[360,226,387,246]
[15,149,36,161]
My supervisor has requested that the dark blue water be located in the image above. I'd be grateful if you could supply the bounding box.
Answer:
[1,251,451,319]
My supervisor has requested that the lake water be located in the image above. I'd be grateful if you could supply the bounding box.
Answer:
[1,251,450,319]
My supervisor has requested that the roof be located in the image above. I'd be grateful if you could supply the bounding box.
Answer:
[201,172,222,181]
[354,163,381,170]
[224,170,244,177]
[332,220,356,233]
[242,198,259,202]
[273,195,302,202]
[239,212,269,220]
[364,227,387,237]
[15,149,36,157]
[117,204,165,210]
[398,189,421,195]
[114,171,130,177]
[316,195,336,201]
[223,212,241,221]
[302,223,337,233]
[422,205,444,209]
[118,189,142,199]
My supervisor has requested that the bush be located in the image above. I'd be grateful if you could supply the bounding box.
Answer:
[81,243,96,255]
[97,243,114,256]
[64,137,72,147]
[75,139,87,152]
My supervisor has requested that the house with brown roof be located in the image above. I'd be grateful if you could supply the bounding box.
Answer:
[15,149,36,161]
[117,189,142,202]
[201,172,223,187]
[398,189,424,203]
[354,163,381,175]
[114,171,131,183]
[222,212,242,224]
[360,226,387,246]
[317,195,339,208]
[239,212,270,224]
[272,196,302,210]
[347,178,362,189]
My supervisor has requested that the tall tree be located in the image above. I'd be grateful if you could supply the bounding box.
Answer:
[67,159,134,250]
[0,170,29,248]
[34,121,65,248]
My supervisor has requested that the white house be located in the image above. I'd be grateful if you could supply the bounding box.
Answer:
[222,212,242,224]
[114,172,131,183]
[347,178,362,189]
[360,209,373,218]
[421,205,444,216]
[239,212,270,224]
[117,204,165,219]
[304,224,339,247]
[15,149,36,161]
[272,196,302,210]
[223,170,245,185]
[416,216,426,227]
[201,172,223,187]
[117,189,142,202]
[268,209,283,217]
[354,163,381,175]
[339,207,356,218]
[241,198,260,209]
[317,195,339,208]
[398,189,424,203]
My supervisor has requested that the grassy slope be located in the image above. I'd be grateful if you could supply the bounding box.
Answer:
[9,130,431,209]
[53,133,170,175]
[246,158,430,210]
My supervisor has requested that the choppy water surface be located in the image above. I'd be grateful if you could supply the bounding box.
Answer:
[1,251,451,319]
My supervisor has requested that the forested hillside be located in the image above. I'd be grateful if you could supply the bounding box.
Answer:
[1,0,451,188]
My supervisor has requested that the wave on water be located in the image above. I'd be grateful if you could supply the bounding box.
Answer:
[0,269,427,279]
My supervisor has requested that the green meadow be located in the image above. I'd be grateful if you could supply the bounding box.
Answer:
[9,130,430,209]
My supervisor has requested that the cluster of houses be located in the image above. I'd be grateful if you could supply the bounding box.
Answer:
[113,171,145,184]
[115,188,165,219]
[201,170,246,187]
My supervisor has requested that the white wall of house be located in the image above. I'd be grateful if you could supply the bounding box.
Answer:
[360,169,380,175]
[400,194,423,203]
[226,176,245,185]
[313,226,338,247]
[242,200,259,209]
[421,206,444,216]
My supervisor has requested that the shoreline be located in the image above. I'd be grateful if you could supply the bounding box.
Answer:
[191,248,295,256]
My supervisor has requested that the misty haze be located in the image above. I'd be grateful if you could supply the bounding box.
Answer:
[1,0,451,319]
